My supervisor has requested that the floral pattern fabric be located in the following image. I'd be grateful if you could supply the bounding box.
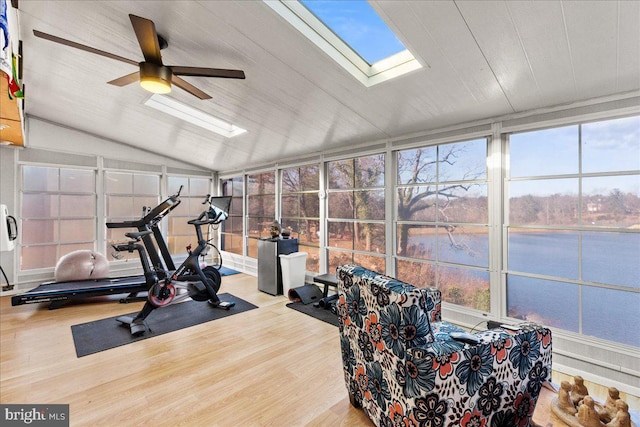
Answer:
[336,264,552,427]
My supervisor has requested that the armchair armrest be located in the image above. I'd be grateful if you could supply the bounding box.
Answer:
[408,323,552,417]
[413,323,551,370]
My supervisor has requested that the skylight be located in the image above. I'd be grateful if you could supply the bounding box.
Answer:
[144,95,247,138]
[299,0,406,65]
[265,0,422,87]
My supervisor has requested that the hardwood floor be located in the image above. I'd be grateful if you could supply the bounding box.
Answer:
[0,274,635,426]
[1,274,371,426]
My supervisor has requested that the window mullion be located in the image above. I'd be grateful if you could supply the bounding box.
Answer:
[488,123,504,320]
[96,157,104,255]
[386,146,395,276]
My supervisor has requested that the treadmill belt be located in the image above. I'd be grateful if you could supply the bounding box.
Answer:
[27,275,146,294]
[11,275,148,307]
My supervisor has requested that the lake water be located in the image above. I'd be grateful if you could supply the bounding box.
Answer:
[415,231,640,347]
[507,231,639,348]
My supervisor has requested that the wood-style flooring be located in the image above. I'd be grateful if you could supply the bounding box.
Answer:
[1,274,370,426]
[0,273,634,426]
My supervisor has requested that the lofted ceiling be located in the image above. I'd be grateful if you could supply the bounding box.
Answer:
[16,0,640,172]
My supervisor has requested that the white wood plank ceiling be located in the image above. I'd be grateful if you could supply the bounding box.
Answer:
[16,0,640,172]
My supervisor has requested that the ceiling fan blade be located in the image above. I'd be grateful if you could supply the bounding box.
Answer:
[171,66,245,80]
[172,75,212,100]
[33,30,138,66]
[107,72,140,87]
[129,14,162,64]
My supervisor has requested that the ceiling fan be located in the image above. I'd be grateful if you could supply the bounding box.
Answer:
[33,14,245,100]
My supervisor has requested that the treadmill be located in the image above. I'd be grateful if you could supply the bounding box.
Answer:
[11,187,183,309]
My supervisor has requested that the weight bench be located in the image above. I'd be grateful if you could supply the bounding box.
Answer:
[288,274,338,308]
[313,273,337,298]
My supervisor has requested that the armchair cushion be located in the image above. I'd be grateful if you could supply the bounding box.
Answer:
[336,264,552,427]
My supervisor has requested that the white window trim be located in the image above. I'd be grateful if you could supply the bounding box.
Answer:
[264,0,422,87]
[18,164,98,277]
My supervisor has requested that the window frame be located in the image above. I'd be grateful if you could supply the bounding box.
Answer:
[280,163,321,272]
[19,164,97,272]
[246,171,277,259]
[220,176,245,257]
[504,116,640,347]
[103,170,161,263]
[264,0,422,87]
[166,175,213,258]
[393,138,491,313]
[325,153,387,274]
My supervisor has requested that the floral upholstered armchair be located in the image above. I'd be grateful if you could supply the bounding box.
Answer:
[335,264,552,427]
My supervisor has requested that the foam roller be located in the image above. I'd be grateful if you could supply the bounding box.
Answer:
[318,294,338,308]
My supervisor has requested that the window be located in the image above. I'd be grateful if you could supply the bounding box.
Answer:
[104,171,159,260]
[20,166,96,270]
[265,0,421,86]
[507,115,640,347]
[281,164,320,272]
[327,154,386,274]
[299,0,406,65]
[220,176,244,255]
[395,139,489,311]
[246,172,276,258]
[166,176,212,256]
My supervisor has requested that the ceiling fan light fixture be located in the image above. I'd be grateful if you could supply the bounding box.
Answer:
[139,62,172,94]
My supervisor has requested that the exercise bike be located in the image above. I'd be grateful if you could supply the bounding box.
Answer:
[117,194,235,336]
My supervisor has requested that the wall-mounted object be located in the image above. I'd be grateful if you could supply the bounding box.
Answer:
[0,203,17,252]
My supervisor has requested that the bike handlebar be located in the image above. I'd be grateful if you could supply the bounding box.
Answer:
[188,195,230,226]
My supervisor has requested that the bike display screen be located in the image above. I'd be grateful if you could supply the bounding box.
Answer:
[207,196,232,222]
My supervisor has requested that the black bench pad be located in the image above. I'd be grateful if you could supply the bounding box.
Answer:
[313,273,338,297]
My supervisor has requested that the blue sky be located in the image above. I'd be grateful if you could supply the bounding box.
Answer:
[300,0,406,64]
[509,115,640,195]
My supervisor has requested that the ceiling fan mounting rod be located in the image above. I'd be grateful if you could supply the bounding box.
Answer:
[157,34,168,50]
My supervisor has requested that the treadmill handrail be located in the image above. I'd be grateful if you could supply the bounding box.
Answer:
[106,189,182,229]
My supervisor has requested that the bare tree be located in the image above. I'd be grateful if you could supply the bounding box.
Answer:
[396,145,483,256]
[281,166,319,243]
[328,156,385,252]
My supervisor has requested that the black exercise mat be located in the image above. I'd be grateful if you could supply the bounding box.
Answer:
[71,293,256,357]
[288,284,323,304]
[219,266,241,276]
[286,301,339,327]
